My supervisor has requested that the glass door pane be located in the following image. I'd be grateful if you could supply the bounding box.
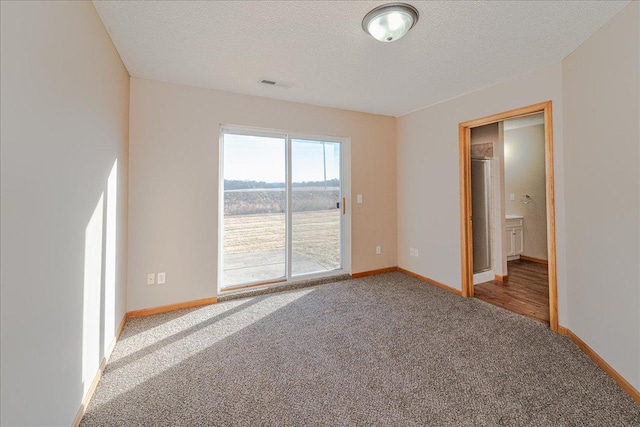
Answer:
[291,139,342,276]
[222,133,286,288]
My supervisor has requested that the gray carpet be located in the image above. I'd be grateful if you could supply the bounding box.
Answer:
[81,272,640,426]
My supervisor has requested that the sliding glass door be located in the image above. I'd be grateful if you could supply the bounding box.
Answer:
[221,129,344,290]
[222,133,286,287]
[291,139,342,276]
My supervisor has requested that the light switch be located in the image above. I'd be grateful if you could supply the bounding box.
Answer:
[357,194,363,204]
[510,193,515,201]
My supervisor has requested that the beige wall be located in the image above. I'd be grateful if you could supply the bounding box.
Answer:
[562,2,639,391]
[504,124,548,260]
[1,2,637,420]
[396,0,638,393]
[0,1,130,425]
[129,78,396,311]
[396,62,568,323]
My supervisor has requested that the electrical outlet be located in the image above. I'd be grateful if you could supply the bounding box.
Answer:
[357,194,363,204]
[415,248,419,257]
[376,245,381,255]
[147,273,155,285]
[157,272,166,284]
[409,248,419,257]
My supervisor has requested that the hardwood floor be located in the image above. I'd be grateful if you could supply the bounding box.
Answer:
[474,259,549,324]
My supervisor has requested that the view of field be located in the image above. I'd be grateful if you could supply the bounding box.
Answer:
[224,210,340,264]
[224,188,340,215]
[223,190,341,286]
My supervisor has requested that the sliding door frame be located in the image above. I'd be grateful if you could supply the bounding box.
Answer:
[218,125,351,293]
[458,101,558,332]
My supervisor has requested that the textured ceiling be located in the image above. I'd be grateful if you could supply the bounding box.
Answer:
[93,1,630,117]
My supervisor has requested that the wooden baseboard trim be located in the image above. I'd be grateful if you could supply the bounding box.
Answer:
[71,358,107,427]
[126,296,218,318]
[71,315,127,427]
[565,330,640,404]
[519,255,549,265]
[351,266,398,278]
[494,274,508,282]
[556,325,569,336]
[74,295,220,425]
[398,267,462,296]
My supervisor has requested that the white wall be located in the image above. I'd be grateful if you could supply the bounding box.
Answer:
[0,1,130,425]
[504,124,548,260]
[129,78,396,311]
[562,2,640,391]
[396,63,568,325]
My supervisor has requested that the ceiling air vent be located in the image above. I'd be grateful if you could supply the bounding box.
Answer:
[259,79,292,89]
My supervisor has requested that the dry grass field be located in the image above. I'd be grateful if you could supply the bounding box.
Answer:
[224,209,341,269]
[224,189,340,215]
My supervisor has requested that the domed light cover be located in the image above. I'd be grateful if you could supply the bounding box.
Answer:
[362,3,419,42]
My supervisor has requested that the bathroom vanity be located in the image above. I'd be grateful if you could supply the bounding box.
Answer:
[506,215,524,260]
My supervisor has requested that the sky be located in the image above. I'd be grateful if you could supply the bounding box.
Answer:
[223,134,340,183]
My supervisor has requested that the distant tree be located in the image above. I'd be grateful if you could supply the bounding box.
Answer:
[225,178,340,190]
[224,180,284,190]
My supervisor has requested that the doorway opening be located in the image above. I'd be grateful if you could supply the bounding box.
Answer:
[219,126,350,292]
[459,101,558,332]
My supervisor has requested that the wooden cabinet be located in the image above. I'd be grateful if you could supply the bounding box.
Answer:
[506,217,524,260]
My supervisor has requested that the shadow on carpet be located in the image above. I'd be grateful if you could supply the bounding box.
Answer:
[81,272,640,426]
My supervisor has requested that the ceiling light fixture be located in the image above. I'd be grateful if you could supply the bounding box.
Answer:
[362,3,419,43]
